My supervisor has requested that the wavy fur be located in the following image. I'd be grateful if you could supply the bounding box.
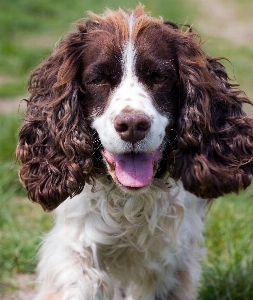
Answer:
[17,32,94,211]
[168,32,253,198]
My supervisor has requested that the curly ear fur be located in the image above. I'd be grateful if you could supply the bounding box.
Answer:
[16,27,94,211]
[168,30,253,198]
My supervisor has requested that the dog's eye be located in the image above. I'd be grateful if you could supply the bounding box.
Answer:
[152,73,167,83]
[92,77,107,85]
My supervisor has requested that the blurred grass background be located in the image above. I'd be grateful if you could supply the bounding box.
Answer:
[0,0,252,299]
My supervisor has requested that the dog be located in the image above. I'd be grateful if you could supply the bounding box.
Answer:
[16,5,253,300]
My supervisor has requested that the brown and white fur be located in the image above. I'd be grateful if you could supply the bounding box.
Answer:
[16,6,253,300]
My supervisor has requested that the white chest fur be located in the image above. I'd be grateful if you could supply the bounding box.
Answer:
[51,176,207,299]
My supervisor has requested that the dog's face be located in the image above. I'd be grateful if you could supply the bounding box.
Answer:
[81,17,179,190]
[16,7,253,211]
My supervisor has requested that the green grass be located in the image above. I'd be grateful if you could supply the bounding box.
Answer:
[198,191,253,299]
[0,0,253,298]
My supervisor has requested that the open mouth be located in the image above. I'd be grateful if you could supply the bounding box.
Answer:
[103,148,162,188]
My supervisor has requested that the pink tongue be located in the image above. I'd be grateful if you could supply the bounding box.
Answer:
[104,150,161,187]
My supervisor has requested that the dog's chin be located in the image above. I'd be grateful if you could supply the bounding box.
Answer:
[103,148,162,192]
[118,184,151,195]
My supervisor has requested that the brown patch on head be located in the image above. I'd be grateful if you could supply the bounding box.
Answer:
[83,5,163,48]
[130,5,163,41]
[87,9,129,43]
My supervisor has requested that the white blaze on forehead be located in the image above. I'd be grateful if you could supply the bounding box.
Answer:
[91,12,169,154]
[121,12,137,88]
[116,13,149,111]
[128,12,135,37]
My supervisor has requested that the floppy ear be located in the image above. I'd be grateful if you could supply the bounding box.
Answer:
[16,25,94,211]
[168,31,253,199]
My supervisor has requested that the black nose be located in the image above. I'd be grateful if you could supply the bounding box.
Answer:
[114,113,151,143]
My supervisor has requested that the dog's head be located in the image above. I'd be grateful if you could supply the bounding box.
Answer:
[16,6,253,211]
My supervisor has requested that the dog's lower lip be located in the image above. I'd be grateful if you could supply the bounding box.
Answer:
[120,184,143,190]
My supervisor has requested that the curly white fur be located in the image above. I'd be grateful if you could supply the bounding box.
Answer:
[34,174,207,300]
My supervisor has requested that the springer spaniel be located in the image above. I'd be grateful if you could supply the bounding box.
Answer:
[16,6,253,300]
